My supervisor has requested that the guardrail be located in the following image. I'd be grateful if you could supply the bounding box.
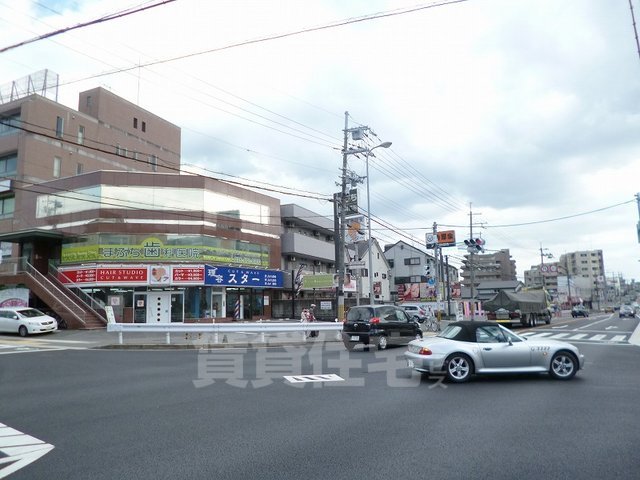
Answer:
[107,320,344,345]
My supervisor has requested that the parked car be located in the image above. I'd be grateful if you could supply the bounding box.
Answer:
[398,304,428,322]
[405,321,585,383]
[619,305,635,318]
[342,305,422,351]
[603,306,614,313]
[0,307,58,337]
[571,305,589,318]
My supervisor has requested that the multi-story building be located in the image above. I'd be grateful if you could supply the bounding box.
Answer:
[0,79,285,325]
[383,240,458,309]
[460,249,517,292]
[524,250,606,307]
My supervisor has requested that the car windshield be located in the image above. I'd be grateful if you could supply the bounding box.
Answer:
[16,308,45,318]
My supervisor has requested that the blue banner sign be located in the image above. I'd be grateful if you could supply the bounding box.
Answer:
[204,265,283,288]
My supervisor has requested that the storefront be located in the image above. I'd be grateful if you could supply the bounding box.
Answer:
[57,264,283,323]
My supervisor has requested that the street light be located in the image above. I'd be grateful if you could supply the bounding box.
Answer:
[365,141,392,306]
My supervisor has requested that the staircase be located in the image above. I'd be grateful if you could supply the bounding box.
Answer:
[0,258,106,329]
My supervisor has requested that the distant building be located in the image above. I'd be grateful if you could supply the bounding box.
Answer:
[524,249,606,307]
[383,240,458,307]
[460,249,517,292]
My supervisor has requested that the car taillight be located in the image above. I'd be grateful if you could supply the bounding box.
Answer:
[370,317,380,324]
[418,347,433,356]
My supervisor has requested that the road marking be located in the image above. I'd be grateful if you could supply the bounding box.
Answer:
[590,334,607,341]
[552,325,569,329]
[549,333,570,339]
[605,326,618,330]
[568,334,588,340]
[525,332,553,338]
[578,318,614,330]
[611,335,627,342]
[0,423,54,479]
[284,374,345,384]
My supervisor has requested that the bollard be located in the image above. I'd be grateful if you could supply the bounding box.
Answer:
[119,331,123,345]
[166,331,171,345]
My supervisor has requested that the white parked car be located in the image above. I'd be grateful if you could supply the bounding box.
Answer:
[0,307,58,337]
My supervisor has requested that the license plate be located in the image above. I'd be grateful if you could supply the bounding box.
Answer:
[407,360,414,368]
[350,335,359,341]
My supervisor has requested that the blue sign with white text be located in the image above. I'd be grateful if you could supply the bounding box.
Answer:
[204,265,283,288]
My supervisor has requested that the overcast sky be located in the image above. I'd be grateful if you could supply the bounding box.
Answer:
[2,0,640,282]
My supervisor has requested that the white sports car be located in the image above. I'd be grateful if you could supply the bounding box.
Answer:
[405,321,585,383]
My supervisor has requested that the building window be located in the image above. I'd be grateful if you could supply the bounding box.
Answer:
[0,113,20,137]
[133,117,138,129]
[142,121,146,132]
[404,257,420,266]
[149,155,157,172]
[78,125,85,145]
[0,153,17,176]
[86,96,92,108]
[76,163,84,175]
[55,116,64,138]
[53,156,61,178]
[0,196,15,218]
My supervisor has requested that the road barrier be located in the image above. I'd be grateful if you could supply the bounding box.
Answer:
[106,320,343,345]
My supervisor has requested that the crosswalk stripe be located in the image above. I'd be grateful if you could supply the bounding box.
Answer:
[549,333,570,339]
[590,334,607,341]
[568,334,588,340]
[611,335,627,342]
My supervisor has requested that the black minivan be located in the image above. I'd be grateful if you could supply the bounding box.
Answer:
[342,305,423,351]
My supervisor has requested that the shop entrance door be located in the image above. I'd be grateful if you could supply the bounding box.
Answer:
[146,292,172,323]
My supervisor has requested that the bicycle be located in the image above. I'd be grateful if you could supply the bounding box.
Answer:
[423,315,440,332]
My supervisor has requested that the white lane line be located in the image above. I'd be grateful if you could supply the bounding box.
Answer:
[0,422,54,479]
[590,334,607,341]
[284,374,345,384]
[552,325,569,329]
[610,335,627,342]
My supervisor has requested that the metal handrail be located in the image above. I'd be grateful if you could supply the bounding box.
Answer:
[48,262,108,324]
[20,259,87,326]
[107,320,344,345]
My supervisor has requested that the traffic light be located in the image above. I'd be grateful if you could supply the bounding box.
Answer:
[424,264,432,277]
[464,238,486,253]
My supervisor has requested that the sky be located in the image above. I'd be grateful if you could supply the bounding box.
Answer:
[2,0,640,282]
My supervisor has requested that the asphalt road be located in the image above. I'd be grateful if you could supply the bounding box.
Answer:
[1,333,640,480]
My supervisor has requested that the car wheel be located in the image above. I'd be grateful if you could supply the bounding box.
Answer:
[444,353,473,383]
[377,335,388,351]
[18,325,28,337]
[549,352,577,380]
[343,342,356,352]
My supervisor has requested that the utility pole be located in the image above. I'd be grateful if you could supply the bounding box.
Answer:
[445,255,451,316]
[469,205,476,319]
[336,112,349,321]
[432,221,439,313]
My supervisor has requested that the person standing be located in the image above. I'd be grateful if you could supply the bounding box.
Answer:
[308,304,318,337]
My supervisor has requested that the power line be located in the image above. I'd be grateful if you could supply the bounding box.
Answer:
[58,0,470,87]
[0,0,177,53]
